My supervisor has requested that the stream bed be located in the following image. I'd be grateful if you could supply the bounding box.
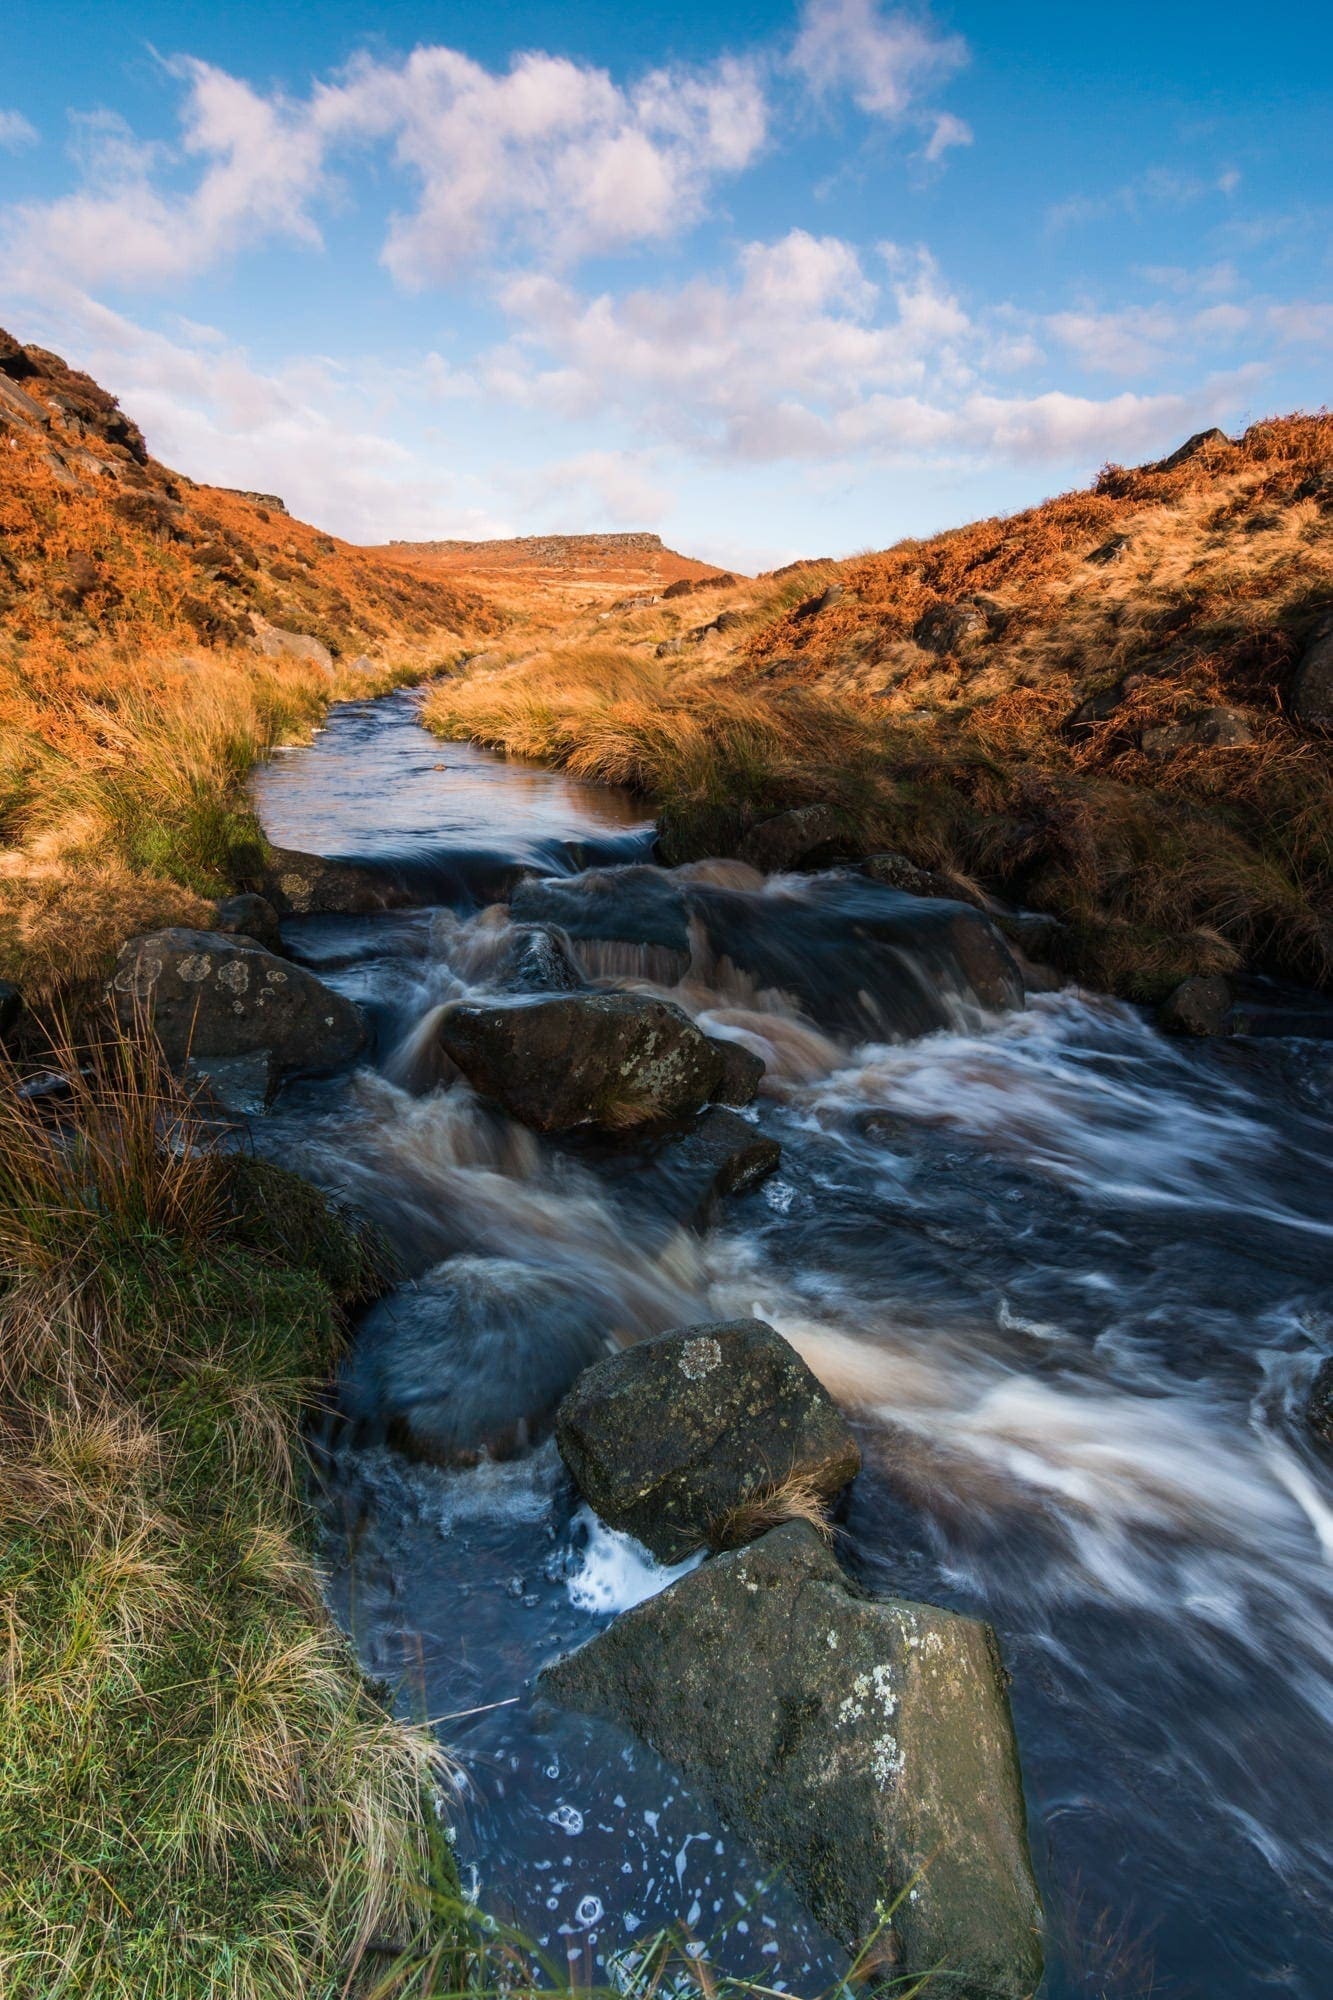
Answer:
[252,690,1333,1997]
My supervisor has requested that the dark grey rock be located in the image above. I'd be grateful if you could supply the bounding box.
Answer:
[438,991,726,1133]
[489,922,585,994]
[739,805,856,873]
[913,601,990,653]
[541,1522,1044,1992]
[1066,673,1147,732]
[261,846,417,918]
[686,873,1024,1040]
[1139,706,1254,755]
[1159,974,1235,1037]
[184,1050,276,1117]
[213,892,283,955]
[1290,616,1333,733]
[1152,427,1234,473]
[0,979,22,1041]
[860,851,986,908]
[1085,534,1132,565]
[112,928,366,1079]
[709,1036,765,1106]
[555,1318,860,1561]
[1308,1358,1333,1447]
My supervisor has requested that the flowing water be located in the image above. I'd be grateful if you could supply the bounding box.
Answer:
[253,690,1333,1997]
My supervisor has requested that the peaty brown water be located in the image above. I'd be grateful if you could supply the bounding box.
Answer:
[254,690,1333,1996]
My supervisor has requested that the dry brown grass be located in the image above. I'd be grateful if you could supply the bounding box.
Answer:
[707,1469,837,1553]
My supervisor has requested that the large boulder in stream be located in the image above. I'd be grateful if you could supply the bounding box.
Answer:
[555,1319,860,1560]
[112,928,366,1081]
[437,992,733,1132]
[567,1106,779,1245]
[541,1521,1044,1995]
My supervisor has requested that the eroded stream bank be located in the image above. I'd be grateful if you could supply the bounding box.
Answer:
[252,690,1333,1997]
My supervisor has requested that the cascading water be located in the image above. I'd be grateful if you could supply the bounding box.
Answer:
[252,690,1333,1997]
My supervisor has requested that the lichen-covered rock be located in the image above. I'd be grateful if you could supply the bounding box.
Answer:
[555,1319,859,1560]
[437,992,727,1132]
[113,928,366,1078]
[261,846,416,917]
[541,1522,1044,1995]
[253,625,333,671]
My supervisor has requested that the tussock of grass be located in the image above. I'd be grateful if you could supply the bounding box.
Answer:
[707,1469,837,1553]
[0,1018,444,1998]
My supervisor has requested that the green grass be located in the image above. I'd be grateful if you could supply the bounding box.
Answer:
[0,1022,443,1999]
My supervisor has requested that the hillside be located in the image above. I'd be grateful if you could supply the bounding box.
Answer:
[425,416,1333,999]
[0,327,501,989]
[374,529,738,616]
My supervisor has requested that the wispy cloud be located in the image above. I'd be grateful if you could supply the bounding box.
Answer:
[0,109,38,152]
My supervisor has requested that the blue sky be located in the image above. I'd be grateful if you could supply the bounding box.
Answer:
[2,2,1329,567]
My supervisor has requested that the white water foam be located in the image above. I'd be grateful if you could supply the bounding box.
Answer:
[566,1505,704,1615]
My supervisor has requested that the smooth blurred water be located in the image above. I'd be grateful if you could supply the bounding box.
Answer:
[255,694,1333,1997]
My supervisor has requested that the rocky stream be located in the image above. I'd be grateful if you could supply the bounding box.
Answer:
[184,687,1332,1995]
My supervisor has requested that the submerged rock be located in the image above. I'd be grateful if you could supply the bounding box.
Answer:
[686,873,1024,1041]
[541,1522,1044,1994]
[574,1106,780,1242]
[555,1318,860,1561]
[437,992,728,1132]
[342,1254,609,1462]
[113,928,366,1078]
[510,867,692,982]
[1307,1358,1333,1447]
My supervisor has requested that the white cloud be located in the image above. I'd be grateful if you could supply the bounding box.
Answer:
[0,110,38,152]
[316,45,767,282]
[922,111,973,163]
[6,72,326,288]
[790,0,967,119]
[4,42,766,293]
[512,448,673,528]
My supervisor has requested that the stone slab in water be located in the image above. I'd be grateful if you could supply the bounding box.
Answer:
[542,1521,1044,1997]
[555,1317,860,1560]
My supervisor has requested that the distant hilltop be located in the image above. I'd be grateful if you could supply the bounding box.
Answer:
[388,531,666,560]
